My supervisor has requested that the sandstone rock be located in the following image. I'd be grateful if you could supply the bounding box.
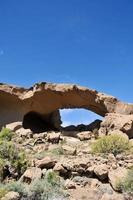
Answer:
[62,137,80,145]
[16,128,33,138]
[100,193,124,200]
[1,82,133,132]
[47,132,60,143]
[20,167,42,183]
[99,113,133,138]
[62,145,77,155]
[72,176,91,186]
[5,122,22,132]
[108,154,116,163]
[1,191,20,200]
[65,179,76,189]
[94,164,108,181]
[77,131,92,141]
[33,132,47,139]
[108,167,127,191]
[53,162,67,175]
[35,156,57,169]
[90,178,101,188]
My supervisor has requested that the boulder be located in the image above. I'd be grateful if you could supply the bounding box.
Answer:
[65,179,76,189]
[20,167,42,183]
[53,162,67,175]
[47,132,60,143]
[77,131,92,141]
[94,164,108,181]
[16,128,33,138]
[35,156,57,169]
[99,113,133,138]
[62,145,77,155]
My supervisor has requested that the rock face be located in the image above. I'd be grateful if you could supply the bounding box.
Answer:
[0,82,133,133]
[99,113,133,138]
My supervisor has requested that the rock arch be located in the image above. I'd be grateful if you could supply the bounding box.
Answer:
[0,82,133,130]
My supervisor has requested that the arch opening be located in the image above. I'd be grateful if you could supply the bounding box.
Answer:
[23,111,58,133]
[60,108,102,132]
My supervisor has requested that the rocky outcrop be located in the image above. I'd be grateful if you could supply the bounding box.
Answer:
[0,82,133,132]
[99,113,133,138]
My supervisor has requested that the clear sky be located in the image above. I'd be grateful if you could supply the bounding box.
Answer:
[0,0,133,125]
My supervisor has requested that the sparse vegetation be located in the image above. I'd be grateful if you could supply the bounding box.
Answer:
[0,128,28,181]
[34,145,64,160]
[120,168,133,194]
[91,133,130,156]
[0,128,13,141]
[0,170,68,200]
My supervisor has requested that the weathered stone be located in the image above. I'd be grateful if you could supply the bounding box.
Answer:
[20,167,42,183]
[72,176,91,186]
[53,162,67,175]
[65,179,76,189]
[94,164,108,181]
[47,132,60,143]
[1,82,133,132]
[62,136,80,145]
[33,132,47,139]
[99,113,133,138]
[5,122,22,132]
[1,191,20,200]
[62,145,77,155]
[77,131,92,141]
[16,128,33,138]
[100,193,124,200]
[35,156,57,169]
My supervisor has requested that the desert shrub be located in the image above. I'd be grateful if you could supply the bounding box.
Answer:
[0,141,16,160]
[29,171,67,200]
[0,128,13,141]
[0,187,8,199]
[6,181,28,197]
[120,168,133,194]
[12,151,28,176]
[0,159,5,181]
[91,133,130,156]
[4,171,68,200]
[0,140,28,180]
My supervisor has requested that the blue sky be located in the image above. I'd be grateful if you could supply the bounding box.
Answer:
[0,0,133,125]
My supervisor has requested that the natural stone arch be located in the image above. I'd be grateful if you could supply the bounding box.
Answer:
[0,82,133,130]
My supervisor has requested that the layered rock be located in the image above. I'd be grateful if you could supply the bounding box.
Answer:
[0,82,133,132]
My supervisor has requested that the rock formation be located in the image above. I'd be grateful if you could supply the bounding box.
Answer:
[0,82,133,134]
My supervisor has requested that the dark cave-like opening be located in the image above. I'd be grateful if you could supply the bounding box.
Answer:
[23,111,57,133]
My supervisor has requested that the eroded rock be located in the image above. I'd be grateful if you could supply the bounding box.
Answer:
[1,82,133,133]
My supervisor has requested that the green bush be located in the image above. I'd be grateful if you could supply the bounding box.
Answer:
[120,168,133,193]
[91,133,130,156]
[0,128,28,181]
[3,171,68,200]
[0,187,8,199]
[6,181,28,197]
[29,171,67,200]
[0,128,13,141]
